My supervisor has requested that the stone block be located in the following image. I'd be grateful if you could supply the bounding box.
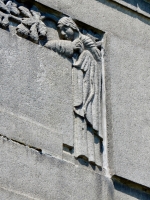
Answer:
[106,33,150,187]
[0,187,30,200]
[0,29,74,158]
[0,136,114,200]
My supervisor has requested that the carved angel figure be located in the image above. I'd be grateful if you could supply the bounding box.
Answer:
[45,17,102,166]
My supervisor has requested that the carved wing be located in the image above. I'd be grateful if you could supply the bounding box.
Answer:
[73,50,100,132]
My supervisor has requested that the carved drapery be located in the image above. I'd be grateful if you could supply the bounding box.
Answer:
[0,0,105,167]
[45,17,103,166]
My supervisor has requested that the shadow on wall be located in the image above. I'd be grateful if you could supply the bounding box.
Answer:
[96,0,150,26]
[113,176,150,200]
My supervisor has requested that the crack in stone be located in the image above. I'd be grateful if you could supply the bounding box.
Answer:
[0,134,42,154]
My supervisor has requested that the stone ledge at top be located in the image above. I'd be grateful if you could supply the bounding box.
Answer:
[35,0,150,22]
[108,0,150,19]
[34,0,150,49]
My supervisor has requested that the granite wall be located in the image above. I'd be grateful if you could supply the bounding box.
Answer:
[0,0,150,199]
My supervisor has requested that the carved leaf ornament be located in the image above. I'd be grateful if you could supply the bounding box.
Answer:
[0,0,20,27]
[0,1,104,167]
[17,7,47,43]
[0,0,47,43]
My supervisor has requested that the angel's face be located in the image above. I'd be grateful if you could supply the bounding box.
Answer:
[59,25,74,41]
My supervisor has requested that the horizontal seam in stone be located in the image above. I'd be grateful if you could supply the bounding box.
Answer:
[0,185,42,200]
[0,107,60,135]
[0,134,42,154]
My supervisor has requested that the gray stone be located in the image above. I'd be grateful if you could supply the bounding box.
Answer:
[45,16,103,166]
[35,0,150,49]
[1,0,150,199]
[0,136,114,200]
[0,28,73,157]
[0,187,31,200]
[35,0,150,188]
[106,33,150,187]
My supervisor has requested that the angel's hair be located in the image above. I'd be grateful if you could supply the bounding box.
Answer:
[58,17,79,32]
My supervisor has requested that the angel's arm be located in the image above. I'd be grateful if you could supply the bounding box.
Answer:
[45,40,74,57]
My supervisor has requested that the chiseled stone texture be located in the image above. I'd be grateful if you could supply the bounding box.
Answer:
[0,136,114,200]
[0,187,31,200]
[106,33,150,188]
[36,0,150,187]
[1,0,150,198]
[35,0,150,49]
[0,28,74,158]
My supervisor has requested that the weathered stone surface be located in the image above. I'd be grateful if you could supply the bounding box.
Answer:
[36,0,150,188]
[45,16,103,166]
[0,110,62,158]
[1,0,150,199]
[106,33,150,187]
[35,0,150,48]
[32,0,150,184]
[0,28,73,157]
[36,0,150,20]
[0,136,114,200]
[0,187,31,200]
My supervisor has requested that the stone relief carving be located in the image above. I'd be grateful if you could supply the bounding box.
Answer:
[0,0,47,43]
[0,0,20,28]
[16,7,47,43]
[45,17,103,166]
[0,0,105,167]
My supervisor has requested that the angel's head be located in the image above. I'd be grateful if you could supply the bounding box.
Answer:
[58,17,79,41]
